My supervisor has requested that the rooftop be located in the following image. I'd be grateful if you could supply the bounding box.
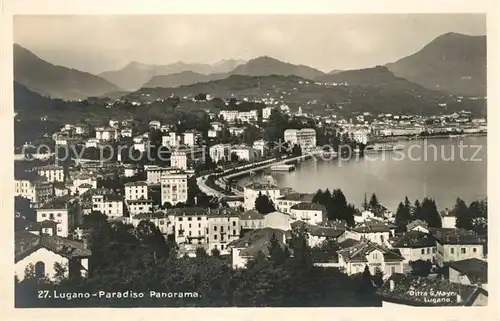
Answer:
[37,164,64,171]
[291,221,345,238]
[338,240,404,263]
[449,258,488,284]
[15,231,91,262]
[133,211,169,220]
[124,181,148,187]
[244,182,279,191]
[392,230,437,248]
[352,220,395,233]
[277,193,314,202]
[376,273,487,306]
[239,210,265,221]
[167,207,208,217]
[290,202,326,212]
[431,228,485,245]
[208,208,240,218]
[228,228,286,257]
[39,195,73,209]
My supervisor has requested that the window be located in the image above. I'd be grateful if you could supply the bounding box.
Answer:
[233,230,236,235]
[198,223,201,228]
[49,214,54,220]
[450,248,455,254]
[427,248,430,254]
[159,220,164,225]
[214,235,217,240]
[421,249,425,255]
[188,217,192,221]
[42,214,46,218]
[391,266,396,274]
[461,248,466,254]
[35,261,45,279]
[473,248,477,253]
[189,224,191,228]
[189,231,192,236]
[214,226,217,232]
[221,245,224,250]
[197,217,202,221]
[57,213,62,217]
[178,218,183,221]
[221,226,224,232]
[232,221,236,226]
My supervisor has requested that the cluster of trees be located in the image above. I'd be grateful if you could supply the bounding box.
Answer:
[16,221,380,307]
[395,196,442,232]
[453,198,487,236]
[312,189,357,225]
[362,193,385,216]
[254,193,276,214]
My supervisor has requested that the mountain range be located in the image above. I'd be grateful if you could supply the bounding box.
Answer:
[99,59,246,91]
[386,32,486,96]
[13,32,486,101]
[13,44,120,100]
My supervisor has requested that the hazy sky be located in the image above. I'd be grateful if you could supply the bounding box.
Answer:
[14,14,485,74]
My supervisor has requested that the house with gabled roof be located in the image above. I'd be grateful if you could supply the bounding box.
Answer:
[351,219,396,246]
[15,231,91,282]
[377,273,488,307]
[431,228,486,267]
[449,258,488,290]
[391,230,437,263]
[337,240,405,276]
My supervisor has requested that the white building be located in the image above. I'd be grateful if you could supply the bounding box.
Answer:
[120,128,133,138]
[127,199,154,216]
[124,181,148,201]
[243,182,281,211]
[351,220,395,246]
[263,211,292,231]
[262,106,274,121]
[392,230,437,263]
[283,128,317,152]
[146,165,177,185]
[91,193,124,218]
[171,151,188,170]
[230,145,260,162]
[15,177,54,205]
[169,207,209,245]
[209,144,232,163]
[228,127,245,136]
[289,202,326,225]
[149,120,161,130]
[237,110,258,122]
[276,193,315,214]
[130,211,173,235]
[183,130,202,147]
[252,139,267,156]
[95,127,118,141]
[36,196,79,238]
[434,229,485,267]
[219,110,239,122]
[162,132,180,148]
[239,210,265,230]
[352,129,370,144]
[161,172,189,206]
[15,231,91,282]
[207,209,241,254]
[37,165,65,183]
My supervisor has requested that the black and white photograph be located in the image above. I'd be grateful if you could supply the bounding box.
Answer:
[6,3,496,312]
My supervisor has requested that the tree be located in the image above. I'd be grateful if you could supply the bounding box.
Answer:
[291,144,302,157]
[420,198,442,228]
[395,201,411,233]
[454,198,473,230]
[230,152,240,163]
[196,247,208,258]
[373,267,384,287]
[362,193,369,211]
[412,199,422,221]
[369,193,379,209]
[211,248,221,258]
[268,233,288,266]
[409,260,433,277]
[53,262,67,284]
[255,192,276,214]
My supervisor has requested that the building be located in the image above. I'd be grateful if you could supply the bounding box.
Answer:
[392,230,437,263]
[243,182,281,211]
[127,199,154,216]
[441,211,457,229]
[15,176,54,205]
[123,164,137,177]
[228,228,287,269]
[377,273,488,307]
[124,181,148,201]
[291,221,346,248]
[228,127,245,136]
[120,128,133,138]
[352,129,370,144]
[74,123,91,136]
[219,110,239,122]
[209,144,232,163]
[337,240,406,276]
[161,172,189,206]
[237,110,258,122]
[36,196,80,238]
[37,165,65,183]
[95,127,118,141]
[449,258,488,290]
[263,211,292,231]
[283,128,317,152]
[252,139,267,156]
[171,150,188,170]
[220,196,244,209]
[230,145,260,162]
[162,132,180,148]
[149,120,161,130]
[169,207,209,245]
[207,208,241,254]
[146,165,177,185]
[91,193,124,218]
[262,106,274,121]
[276,193,314,214]
[130,211,173,235]
[239,210,265,230]
[351,220,396,246]
[15,231,91,282]
[183,130,202,147]
[433,228,485,267]
[289,202,326,225]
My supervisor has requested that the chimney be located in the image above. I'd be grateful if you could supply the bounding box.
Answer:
[389,280,395,291]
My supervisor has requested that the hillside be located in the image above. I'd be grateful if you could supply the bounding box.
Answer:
[230,56,325,79]
[100,59,245,91]
[128,73,459,116]
[386,32,486,96]
[143,71,227,88]
[14,44,120,100]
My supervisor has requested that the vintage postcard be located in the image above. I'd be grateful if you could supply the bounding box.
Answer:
[1,0,499,320]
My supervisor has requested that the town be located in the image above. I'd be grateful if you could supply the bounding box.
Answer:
[15,95,488,307]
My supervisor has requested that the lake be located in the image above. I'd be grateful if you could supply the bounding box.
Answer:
[247,136,487,212]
